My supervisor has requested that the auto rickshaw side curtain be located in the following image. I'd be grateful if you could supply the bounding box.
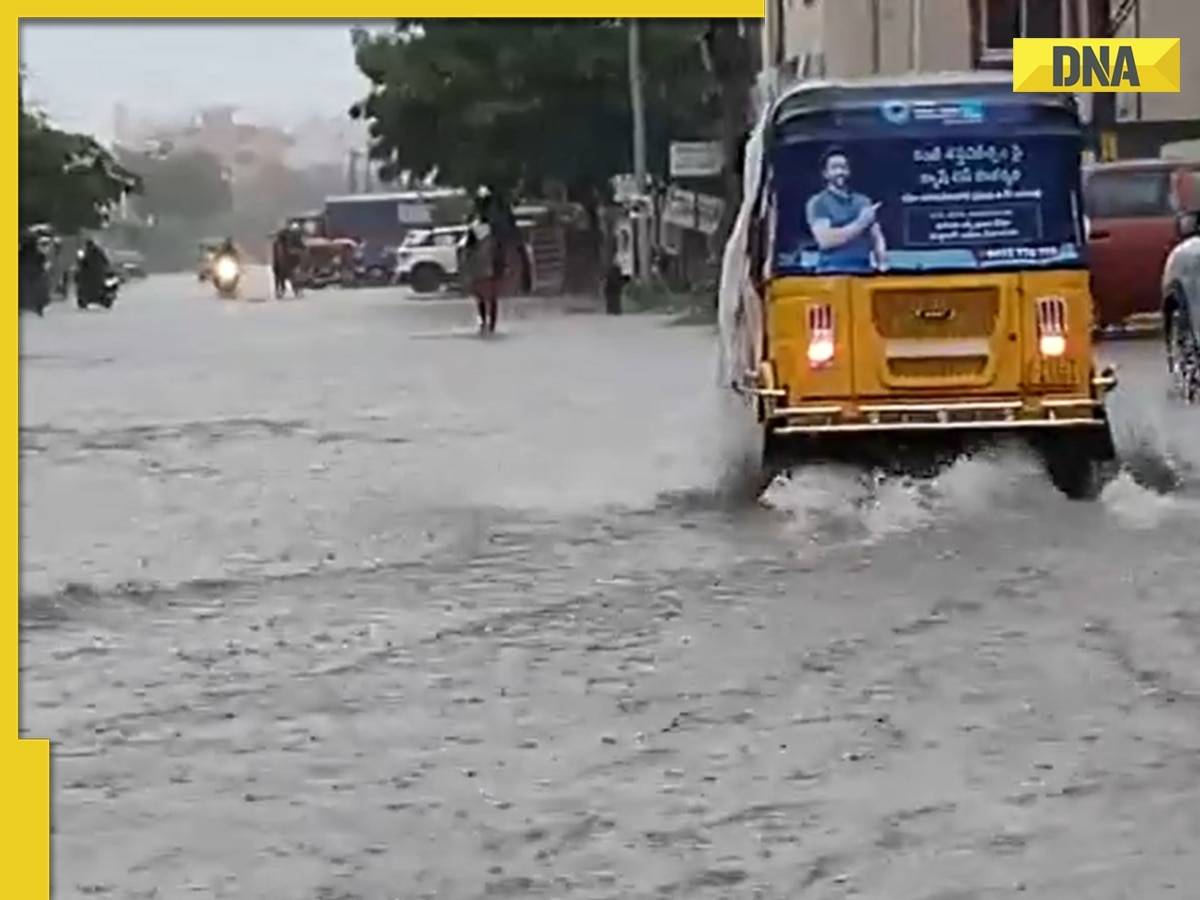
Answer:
[717,105,771,395]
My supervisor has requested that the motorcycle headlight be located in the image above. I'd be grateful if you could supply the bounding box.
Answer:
[215,258,239,282]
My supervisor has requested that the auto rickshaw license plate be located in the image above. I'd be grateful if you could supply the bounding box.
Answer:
[1036,358,1079,385]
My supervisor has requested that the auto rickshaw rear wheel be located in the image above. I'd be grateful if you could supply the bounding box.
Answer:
[1038,438,1115,501]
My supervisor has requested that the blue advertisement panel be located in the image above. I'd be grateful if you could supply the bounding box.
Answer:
[771,102,1085,276]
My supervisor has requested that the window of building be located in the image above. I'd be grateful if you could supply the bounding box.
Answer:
[976,0,1065,65]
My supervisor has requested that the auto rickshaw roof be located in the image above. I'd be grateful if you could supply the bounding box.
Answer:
[772,71,1080,129]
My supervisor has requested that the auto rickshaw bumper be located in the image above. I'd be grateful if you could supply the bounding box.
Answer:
[748,366,1119,464]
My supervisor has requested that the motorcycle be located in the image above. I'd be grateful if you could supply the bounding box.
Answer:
[76,272,120,310]
[212,253,241,299]
[19,269,51,316]
[19,244,51,316]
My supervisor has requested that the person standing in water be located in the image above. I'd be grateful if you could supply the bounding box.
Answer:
[462,187,502,333]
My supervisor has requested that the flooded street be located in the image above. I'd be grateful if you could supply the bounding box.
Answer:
[20,277,1200,899]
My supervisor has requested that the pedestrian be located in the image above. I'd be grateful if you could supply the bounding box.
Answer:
[284,224,306,297]
[462,187,502,334]
[603,261,625,316]
[272,225,306,298]
[19,232,50,316]
[271,231,290,299]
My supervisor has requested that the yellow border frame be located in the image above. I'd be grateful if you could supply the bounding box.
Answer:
[10,11,763,897]
[11,19,51,896]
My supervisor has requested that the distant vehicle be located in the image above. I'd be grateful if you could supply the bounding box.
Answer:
[1083,159,1200,333]
[285,211,325,238]
[394,225,468,294]
[322,189,471,287]
[108,248,147,282]
[211,253,241,299]
[1162,208,1200,401]
[296,237,358,290]
[197,238,224,282]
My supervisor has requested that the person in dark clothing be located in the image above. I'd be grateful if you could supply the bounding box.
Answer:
[468,186,530,332]
[19,234,50,316]
[271,231,291,298]
[75,238,111,307]
[272,225,305,298]
[603,263,626,316]
[462,188,502,333]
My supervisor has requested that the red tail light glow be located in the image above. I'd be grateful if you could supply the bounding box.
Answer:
[1036,296,1067,357]
[807,304,835,368]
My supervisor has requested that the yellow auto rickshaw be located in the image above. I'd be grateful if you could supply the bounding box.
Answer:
[728,72,1118,499]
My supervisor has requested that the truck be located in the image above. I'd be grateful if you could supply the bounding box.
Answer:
[320,189,472,286]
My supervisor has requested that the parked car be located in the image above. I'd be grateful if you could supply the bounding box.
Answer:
[394,225,468,294]
[1162,208,1200,400]
[1083,159,1200,333]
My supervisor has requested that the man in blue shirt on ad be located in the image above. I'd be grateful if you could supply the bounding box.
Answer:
[805,147,888,273]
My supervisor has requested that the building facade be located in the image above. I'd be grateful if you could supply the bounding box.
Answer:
[759,0,1200,157]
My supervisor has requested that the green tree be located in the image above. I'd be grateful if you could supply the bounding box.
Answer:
[349,21,717,200]
[19,109,141,234]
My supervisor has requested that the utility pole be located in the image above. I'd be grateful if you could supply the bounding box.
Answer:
[910,0,923,72]
[347,149,360,194]
[870,0,882,74]
[628,18,651,282]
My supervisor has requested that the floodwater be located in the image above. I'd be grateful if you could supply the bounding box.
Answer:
[20,275,1200,898]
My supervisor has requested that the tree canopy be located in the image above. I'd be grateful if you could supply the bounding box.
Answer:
[349,21,718,198]
[19,109,141,234]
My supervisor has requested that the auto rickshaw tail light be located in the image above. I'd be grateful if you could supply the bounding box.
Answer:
[1036,296,1067,357]
[807,304,835,368]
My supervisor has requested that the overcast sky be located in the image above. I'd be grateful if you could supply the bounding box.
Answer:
[20,21,381,137]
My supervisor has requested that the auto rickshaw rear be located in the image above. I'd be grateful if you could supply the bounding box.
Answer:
[732,73,1118,499]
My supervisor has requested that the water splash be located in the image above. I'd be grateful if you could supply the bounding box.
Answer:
[761,443,1045,544]
[1101,471,1185,530]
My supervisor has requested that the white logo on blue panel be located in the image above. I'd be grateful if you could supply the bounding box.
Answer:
[881,100,911,125]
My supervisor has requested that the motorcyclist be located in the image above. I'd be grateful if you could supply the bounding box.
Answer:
[216,236,240,264]
[75,238,111,308]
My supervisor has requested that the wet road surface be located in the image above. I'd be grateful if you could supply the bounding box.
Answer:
[20,275,1200,899]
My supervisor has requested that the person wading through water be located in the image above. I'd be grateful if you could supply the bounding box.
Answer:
[272,224,306,299]
[462,186,523,334]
